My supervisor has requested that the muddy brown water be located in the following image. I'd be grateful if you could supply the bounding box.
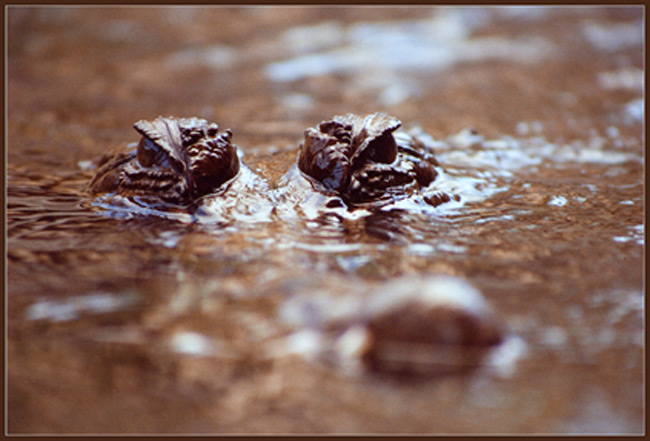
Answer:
[6,6,644,434]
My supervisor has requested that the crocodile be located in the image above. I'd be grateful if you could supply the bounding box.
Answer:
[88,113,457,217]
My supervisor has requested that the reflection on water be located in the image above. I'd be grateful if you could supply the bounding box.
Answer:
[7,5,644,435]
[278,275,523,378]
[25,292,138,322]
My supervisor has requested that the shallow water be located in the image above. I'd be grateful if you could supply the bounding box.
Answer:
[6,6,644,434]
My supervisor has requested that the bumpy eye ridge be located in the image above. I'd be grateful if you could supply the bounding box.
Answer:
[188,140,239,198]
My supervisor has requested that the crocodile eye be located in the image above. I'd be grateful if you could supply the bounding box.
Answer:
[356,131,397,166]
[137,137,160,167]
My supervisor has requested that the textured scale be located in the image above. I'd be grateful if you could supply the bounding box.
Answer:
[89,116,240,205]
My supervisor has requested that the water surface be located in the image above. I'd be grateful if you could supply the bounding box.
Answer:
[7,6,644,434]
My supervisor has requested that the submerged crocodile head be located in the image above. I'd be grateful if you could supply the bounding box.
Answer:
[89,116,240,205]
[298,113,440,204]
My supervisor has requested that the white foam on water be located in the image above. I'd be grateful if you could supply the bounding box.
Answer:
[169,331,216,357]
[516,121,544,136]
[284,329,326,362]
[335,325,372,375]
[152,230,181,248]
[77,159,95,171]
[407,243,436,256]
[278,93,315,112]
[582,20,643,52]
[280,21,346,54]
[598,68,644,91]
[25,292,136,322]
[367,276,490,318]
[439,129,640,171]
[473,215,515,225]
[606,126,620,138]
[336,255,371,272]
[437,242,468,253]
[539,326,569,347]
[548,196,568,207]
[265,10,553,104]
[280,290,365,330]
[484,334,527,378]
[166,45,238,70]
[624,98,644,123]
[290,242,364,253]
[440,137,542,171]
[607,289,643,327]
[378,79,417,106]
[195,166,275,225]
[613,224,644,245]
[91,194,196,223]
[491,6,551,21]
[582,288,643,358]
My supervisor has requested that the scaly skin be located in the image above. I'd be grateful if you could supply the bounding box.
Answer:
[298,113,442,204]
[89,116,240,205]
